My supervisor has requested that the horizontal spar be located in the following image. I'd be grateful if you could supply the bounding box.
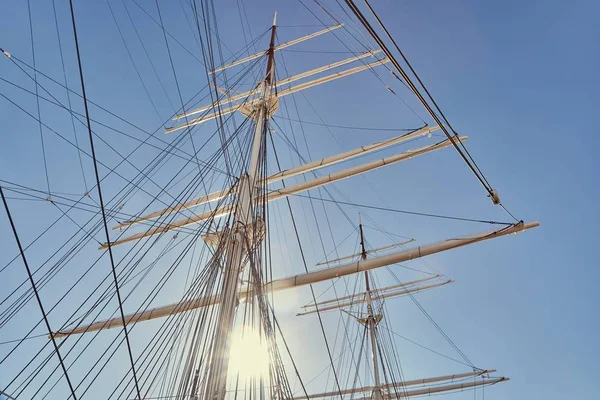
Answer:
[210,24,343,73]
[264,136,466,200]
[300,274,441,309]
[113,185,238,231]
[117,126,439,230]
[166,57,391,133]
[59,221,537,336]
[381,377,508,399]
[175,50,381,121]
[316,238,415,266]
[105,136,461,247]
[294,369,498,399]
[296,279,453,316]
[265,221,538,293]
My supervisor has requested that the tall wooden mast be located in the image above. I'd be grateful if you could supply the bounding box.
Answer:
[202,12,278,400]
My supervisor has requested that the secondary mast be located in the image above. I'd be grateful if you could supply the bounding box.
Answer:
[359,216,384,400]
[202,12,278,400]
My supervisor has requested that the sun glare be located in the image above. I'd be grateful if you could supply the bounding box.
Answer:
[228,330,270,380]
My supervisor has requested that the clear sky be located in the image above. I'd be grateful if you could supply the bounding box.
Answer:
[0,0,598,399]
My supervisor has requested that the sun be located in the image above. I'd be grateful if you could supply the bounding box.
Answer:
[228,329,271,380]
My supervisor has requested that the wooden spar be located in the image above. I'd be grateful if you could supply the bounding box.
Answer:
[52,295,221,338]
[165,57,391,133]
[210,24,343,73]
[262,136,467,200]
[293,370,501,399]
[165,102,241,134]
[316,238,415,266]
[116,125,439,230]
[267,125,439,181]
[104,136,463,247]
[276,50,381,87]
[276,57,390,97]
[113,186,236,231]
[58,221,538,336]
[264,221,538,293]
[296,279,453,315]
[300,275,441,309]
[175,50,381,121]
[378,377,508,399]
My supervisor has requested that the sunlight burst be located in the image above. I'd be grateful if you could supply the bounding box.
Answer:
[228,330,270,380]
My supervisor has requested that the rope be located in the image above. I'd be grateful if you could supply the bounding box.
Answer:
[26,0,51,196]
[288,194,514,225]
[0,186,78,398]
[67,0,142,397]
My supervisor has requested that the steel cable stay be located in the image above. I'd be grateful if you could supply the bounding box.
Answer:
[50,0,88,192]
[288,194,514,226]
[0,187,79,399]
[269,115,433,249]
[51,132,251,396]
[273,114,423,132]
[0,87,209,226]
[272,56,372,396]
[26,227,194,399]
[2,106,247,334]
[191,0,234,180]
[40,186,237,398]
[122,0,177,111]
[25,0,51,197]
[107,0,164,123]
[0,113,246,334]
[273,43,429,240]
[342,0,520,222]
[269,113,491,281]
[0,64,257,284]
[1,51,262,400]
[0,40,264,177]
[0,152,223,324]
[154,0,208,180]
[68,0,142,394]
[295,0,429,125]
[269,123,345,399]
[108,113,255,396]
[0,51,251,208]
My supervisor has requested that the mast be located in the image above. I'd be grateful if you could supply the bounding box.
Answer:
[360,217,383,400]
[202,12,278,400]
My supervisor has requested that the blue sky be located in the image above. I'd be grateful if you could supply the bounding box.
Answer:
[0,0,599,398]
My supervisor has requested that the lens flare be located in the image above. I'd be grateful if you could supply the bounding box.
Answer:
[228,330,270,380]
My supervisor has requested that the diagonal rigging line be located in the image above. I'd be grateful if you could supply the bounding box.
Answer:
[26,0,51,195]
[67,1,142,398]
[286,194,513,226]
[269,132,345,399]
[342,0,500,202]
[51,0,88,192]
[154,0,204,176]
[0,186,78,398]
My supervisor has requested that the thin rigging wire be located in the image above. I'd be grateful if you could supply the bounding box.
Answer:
[269,131,345,399]
[0,186,78,398]
[287,194,514,226]
[26,0,51,195]
[51,0,88,192]
[273,115,420,132]
[344,0,517,221]
[67,0,142,397]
